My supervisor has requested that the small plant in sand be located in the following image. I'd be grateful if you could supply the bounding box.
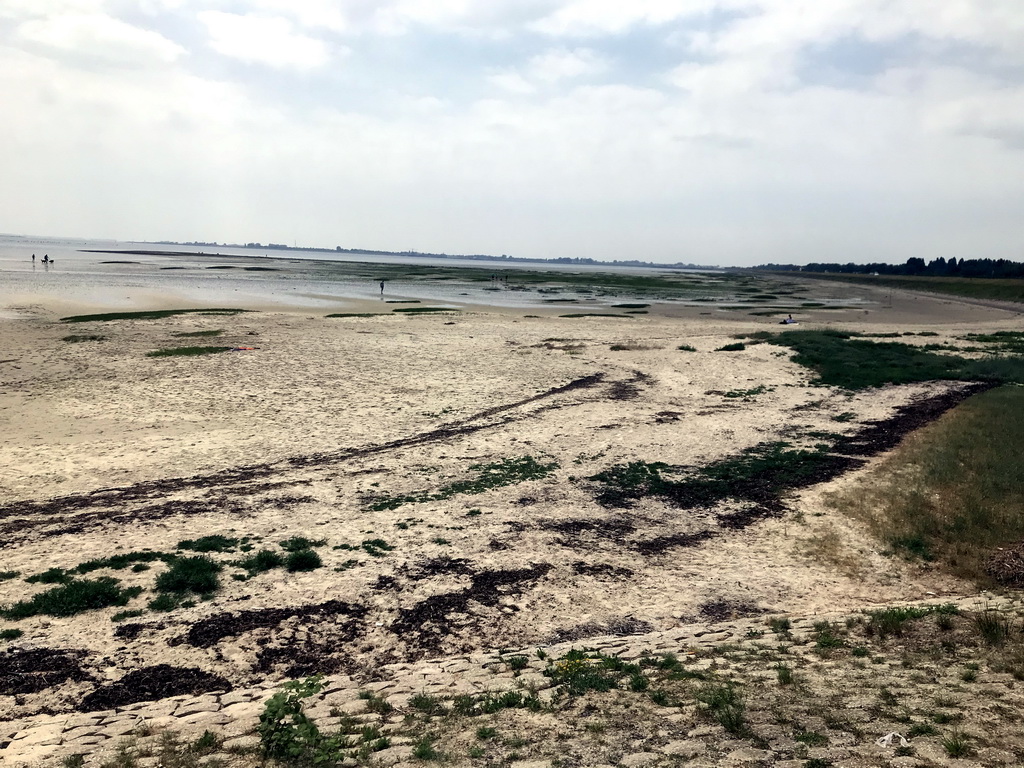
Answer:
[695,682,746,735]
[974,608,1014,646]
[146,346,232,358]
[280,536,327,552]
[236,550,285,576]
[177,535,238,553]
[715,342,746,351]
[677,344,697,351]
[1,628,24,641]
[941,728,972,757]
[0,570,19,581]
[62,334,106,342]
[285,550,323,572]
[172,329,223,338]
[155,556,221,598]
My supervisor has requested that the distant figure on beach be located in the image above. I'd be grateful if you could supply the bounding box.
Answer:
[31,254,35,262]
[780,314,795,325]
[380,280,385,295]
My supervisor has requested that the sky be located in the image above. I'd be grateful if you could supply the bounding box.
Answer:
[1,1,1023,266]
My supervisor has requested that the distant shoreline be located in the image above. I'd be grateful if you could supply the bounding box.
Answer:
[137,243,718,271]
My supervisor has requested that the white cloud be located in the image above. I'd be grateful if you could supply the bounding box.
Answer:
[198,11,333,70]
[17,13,186,65]
[529,47,608,82]
[532,0,717,36]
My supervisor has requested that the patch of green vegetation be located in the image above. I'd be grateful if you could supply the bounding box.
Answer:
[62,334,106,342]
[177,535,238,553]
[172,329,224,338]
[589,442,837,509]
[451,690,542,716]
[155,556,221,595]
[723,385,770,399]
[829,385,1024,585]
[1,628,23,641]
[285,550,323,572]
[779,271,1024,304]
[866,605,955,638]
[559,313,632,318]
[25,568,72,585]
[0,571,20,581]
[111,609,145,623]
[391,306,458,314]
[611,303,650,309]
[677,344,697,351]
[763,329,1024,389]
[236,550,285,576]
[325,313,387,318]
[716,342,746,351]
[368,455,559,511]
[62,308,249,323]
[148,593,180,612]
[695,683,746,735]
[2,578,143,619]
[76,551,174,573]
[280,537,327,552]
[146,346,233,358]
[385,300,420,304]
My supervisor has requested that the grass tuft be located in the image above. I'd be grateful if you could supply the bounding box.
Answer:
[3,578,142,619]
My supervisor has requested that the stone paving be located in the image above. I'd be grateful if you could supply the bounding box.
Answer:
[0,594,1014,767]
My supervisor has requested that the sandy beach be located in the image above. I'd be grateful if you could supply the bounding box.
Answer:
[2,264,1024,765]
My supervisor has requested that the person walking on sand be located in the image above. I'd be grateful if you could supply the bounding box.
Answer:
[31,254,35,262]
[380,280,385,295]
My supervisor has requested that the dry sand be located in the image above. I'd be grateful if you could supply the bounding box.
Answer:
[1,282,1023,761]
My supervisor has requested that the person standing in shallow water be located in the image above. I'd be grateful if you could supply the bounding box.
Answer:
[380,280,385,295]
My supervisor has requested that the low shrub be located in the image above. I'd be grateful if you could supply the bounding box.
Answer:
[3,578,143,619]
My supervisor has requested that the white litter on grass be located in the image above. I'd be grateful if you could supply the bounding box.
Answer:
[876,732,911,748]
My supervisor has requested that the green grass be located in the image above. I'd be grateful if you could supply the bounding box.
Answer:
[677,344,697,351]
[2,578,143,619]
[589,442,839,510]
[62,334,106,342]
[285,550,323,572]
[177,535,238,553]
[695,683,746,734]
[559,313,632,318]
[828,385,1024,586]
[763,329,1024,389]
[775,271,1024,304]
[280,537,327,552]
[325,313,387,318]
[75,551,174,573]
[1,628,24,640]
[146,346,232,358]
[61,308,249,323]
[0,571,19,581]
[368,455,558,511]
[716,342,746,351]
[155,556,221,595]
[172,329,224,338]
[236,550,285,575]
[25,568,71,585]
[111,609,145,623]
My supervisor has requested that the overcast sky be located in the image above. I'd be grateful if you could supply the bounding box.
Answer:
[1,1,1022,265]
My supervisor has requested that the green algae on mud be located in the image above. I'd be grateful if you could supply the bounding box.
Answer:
[61,308,251,323]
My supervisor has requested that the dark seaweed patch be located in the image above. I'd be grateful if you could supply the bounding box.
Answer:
[571,562,635,579]
[390,565,552,658]
[80,665,231,711]
[185,600,367,648]
[698,600,764,622]
[0,648,93,695]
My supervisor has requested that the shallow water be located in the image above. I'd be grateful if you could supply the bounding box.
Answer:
[0,235,869,313]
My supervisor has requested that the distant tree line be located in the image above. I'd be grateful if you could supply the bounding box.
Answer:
[758,257,1024,279]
